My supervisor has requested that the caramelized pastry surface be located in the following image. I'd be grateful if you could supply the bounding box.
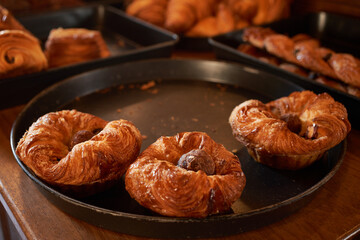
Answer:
[0,30,47,79]
[16,110,142,196]
[125,131,246,218]
[229,91,351,170]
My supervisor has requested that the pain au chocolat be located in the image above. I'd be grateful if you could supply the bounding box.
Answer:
[125,131,246,218]
[16,110,142,196]
[229,91,351,170]
[0,30,47,79]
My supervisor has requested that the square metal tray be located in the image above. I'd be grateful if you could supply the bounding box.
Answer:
[209,12,360,127]
[0,4,178,109]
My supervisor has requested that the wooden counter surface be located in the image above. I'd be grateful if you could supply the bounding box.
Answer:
[0,52,360,240]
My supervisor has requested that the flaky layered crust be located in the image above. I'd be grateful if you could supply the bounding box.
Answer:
[44,28,110,68]
[0,5,34,36]
[229,91,351,170]
[16,110,142,196]
[0,30,47,79]
[125,132,246,218]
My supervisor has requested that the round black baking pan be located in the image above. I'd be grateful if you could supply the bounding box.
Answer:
[10,59,346,239]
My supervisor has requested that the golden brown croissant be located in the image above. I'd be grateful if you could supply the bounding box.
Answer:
[16,110,142,196]
[328,53,360,88]
[126,0,168,27]
[229,91,351,170]
[0,30,47,79]
[242,26,276,49]
[263,34,298,63]
[186,3,235,37]
[125,131,246,218]
[44,28,110,68]
[164,0,216,33]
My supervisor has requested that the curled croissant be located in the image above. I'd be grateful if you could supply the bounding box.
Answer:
[0,30,47,79]
[229,91,351,170]
[16,110,142,196]
[125,131,246,218]
[44,28,110,68]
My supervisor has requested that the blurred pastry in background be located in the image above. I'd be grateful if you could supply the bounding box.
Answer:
[126,0,168,27]
[126,0,293,37]
[0,30,48,79]
[44,28,110,68]
[0,5,37,38]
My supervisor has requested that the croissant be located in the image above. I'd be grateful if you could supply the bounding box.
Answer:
[242,26,276,49]
[126,0,168,27]
[0,30,47,79]
[16,110,142,196]
[229,91,351,170]
[164,0,216,33]
[328,53,360,88]
[125,131,246,218]
[186,3,235,37]
[44,28,110,68]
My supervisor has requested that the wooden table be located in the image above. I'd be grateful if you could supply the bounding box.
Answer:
[1,53,360,240]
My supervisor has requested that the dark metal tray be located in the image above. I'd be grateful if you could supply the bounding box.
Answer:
[10,59,345,239]
[0,4,178,110]
[209,12,360,127]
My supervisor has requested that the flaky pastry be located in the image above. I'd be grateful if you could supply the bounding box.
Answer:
[0,30,47,79]
[229,91,351,170]
[125,131,246,217]
[16,110,142,196]
[44,28,110,68]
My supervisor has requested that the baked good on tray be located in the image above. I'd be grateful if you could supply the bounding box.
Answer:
[126,0,292,37]
[0,5,34,36]
[125,131,246,217]
[229,91,351,170]
[44,28,110,68]
[0,30,47,79]
[16,110,142,197]
[240,26,360,98]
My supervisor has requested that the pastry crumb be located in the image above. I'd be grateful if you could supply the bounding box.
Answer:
[140,80,156,90]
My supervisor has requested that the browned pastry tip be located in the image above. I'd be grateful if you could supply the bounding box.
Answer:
[0,29,47,79]
[263,34,298,63]
[0,5,33,35]
[16,110,142,196]
[44,28,110,68]
[291,33,320,48]
[314,75,347,93]
[125,131,246,218]
[279,63,308,77]
[328,53,360,88]
[242,26,276,49]
[126,0,168,26]
[226,0,258,21]
[294,42,337,79]
[263,0,291,23]
[229,91,351,170]
[164,0,216,33]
